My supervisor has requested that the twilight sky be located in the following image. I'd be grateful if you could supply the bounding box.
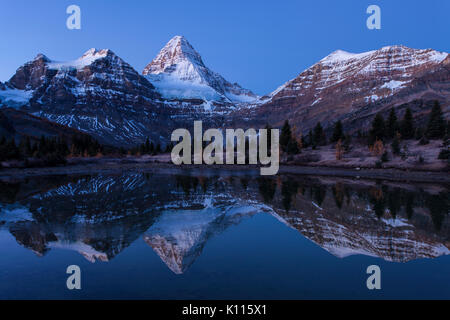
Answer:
[0,0,448,95]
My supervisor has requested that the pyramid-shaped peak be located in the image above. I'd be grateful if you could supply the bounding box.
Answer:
[81,48,112,59]
[168,35,188,44]
[34,53,51,62]
[164,35,196,54]
[142,35,258,103]
[143,35,205,75]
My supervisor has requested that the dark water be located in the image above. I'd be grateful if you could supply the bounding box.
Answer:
[0,170,449,299]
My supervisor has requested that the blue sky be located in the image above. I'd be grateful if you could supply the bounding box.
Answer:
[0,0,448,95]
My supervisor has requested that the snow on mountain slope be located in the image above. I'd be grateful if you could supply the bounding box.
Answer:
[265,45,448,104]
[143,36,258,105]
[242,45,449,133]
[46,48,110,70]
[1,49,172,146]
[0,39,258,146]
[1,42,448,147]
[0,86,33,108]
[144,199,261,274]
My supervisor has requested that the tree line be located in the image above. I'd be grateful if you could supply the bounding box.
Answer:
[277,100,449,160]
[1,101,447,165]
[0,134,104,165]
[127,138,173,156]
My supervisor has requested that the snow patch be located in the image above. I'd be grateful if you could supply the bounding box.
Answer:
[0,88,33,107]
[47,48,109,70]
[381,80,408,90]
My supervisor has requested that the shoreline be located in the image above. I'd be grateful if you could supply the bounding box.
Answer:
[0,161,449,183]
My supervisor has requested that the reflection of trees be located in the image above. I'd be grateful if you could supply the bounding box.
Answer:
[175,175,199,195]
[332,183,345,209]
[0,175,85,204]
[0,181,20,203]
[364,185,448,230]
[281,179,299,212]
[240,178,249,190]
[425,192,449,231]
[310,185,326,206]
[405,193,414,219]
[257,177,277,204]
[143,172,152,181]
[387,192,402,219]
[369,187,385,218]
[198,176,209,193]
[1,172,448,268]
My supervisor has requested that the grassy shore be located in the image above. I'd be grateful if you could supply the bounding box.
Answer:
[0,155,448,183]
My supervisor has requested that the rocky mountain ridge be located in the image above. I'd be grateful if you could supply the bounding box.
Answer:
[240,45,449,134]
[0,174,448,272]
[0,39,448,146]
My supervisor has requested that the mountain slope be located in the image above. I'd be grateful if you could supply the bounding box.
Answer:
[143,36,258,109]
[238,45,449,134]
[1,43,448,147]
[1,174,448,271]
[0,107,93,144]
[1,49,171,146]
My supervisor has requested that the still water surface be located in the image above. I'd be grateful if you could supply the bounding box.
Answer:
[0,170,448,299]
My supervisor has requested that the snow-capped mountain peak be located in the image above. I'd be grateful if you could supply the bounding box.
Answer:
[34,53,51,62]
[143,35,205,76]
[249,45,449,136]
[263,45,449,105]
[143,35,258,104]
[47,48,113,70]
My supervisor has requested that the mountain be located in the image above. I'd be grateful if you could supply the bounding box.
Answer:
[0,107,93,144]
[0,38,257,146]
[238,45,449,134]
[267,178,450,262]
[1,43,448,147]
[1,174,448,271]
[143,35,258,110]
[1,49,172,146]
[143,199,259,274]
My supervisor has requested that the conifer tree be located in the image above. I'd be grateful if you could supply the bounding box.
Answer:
[150,142,155,154]
[145,138,150,154]
[164,142,173,153]
[386,108,398,139]
[280,120,292,152]
[38,135,47,156]
[426,101,446,139]
[313,122,326,146]
[400,108,415,139]
[5,138,20,160]
[286,139,299,155]
[25,136,32,157]
[139,143,146,155]
[331,120,344,143]
[369,113,385,145]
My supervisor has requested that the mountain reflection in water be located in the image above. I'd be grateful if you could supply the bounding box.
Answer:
[0,172,448,275]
